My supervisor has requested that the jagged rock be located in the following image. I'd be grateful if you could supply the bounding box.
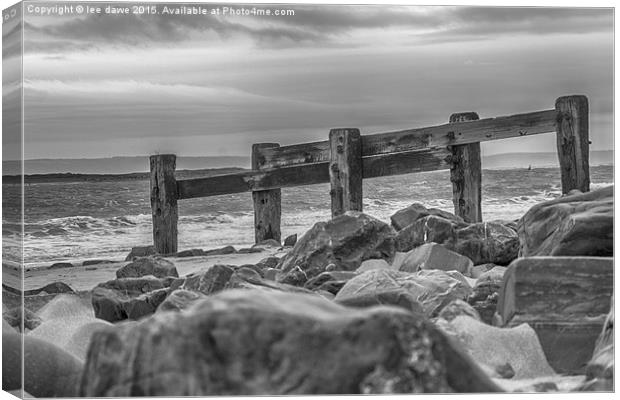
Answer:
[470,263,497,279]
[277,212,396,286]
[335,269,472,317]
[398,243,473,276]
[356,259,393,273]
[25,281,75,296]
[497,256,613,374]
[182,264,235,295]
[337,289,425,314]
[237,247,264,254]
[157,289,207,313]
[518,186,613,257]
[3,331,83,397]
[580,297,613,391]
[36,294,94,321]
[125,245,157,261]
[235,263,265,278]
[395,216,518,265]
[304,271,358,293]
[174,249,205,257]
[3,307,41,331]
[256,256,280,270]
[92,276,172,322]
[390,203,463,231]
[82,260,115,266]
[204,245,237,256]
[116,256,178,279]
[263,268,279,281]
[437,316,556,380]
[467,266,506,324]
[48,262,74,269]
[437,299,481,322]
[80,289,500,396]
[227,268,312,294]
[283,234,298,247]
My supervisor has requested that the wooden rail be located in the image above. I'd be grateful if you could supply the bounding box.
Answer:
[150,95,590,254]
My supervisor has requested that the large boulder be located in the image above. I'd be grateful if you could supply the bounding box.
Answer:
[335,269,472,317]
[580,297,614,391]
[277,212,396,286]
[395,215,457,253]
[467,266,506,324]
[80,289,500,396]
[125,245,157,261]
[397,243,473,276]
[157,289,207,313]
[518,186,613,257]
[390,203,463,231]
[91,277,172,322]
[24,281,75,296]
[116,256,178,279]
[304,271,358,293]
[182,264,235,295]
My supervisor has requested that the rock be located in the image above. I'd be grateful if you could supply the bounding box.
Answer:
[335,269,472,317]
[437,299,481,322]
[356,259,393,273]
[438,316,556,380]
[174,249,205,257]
[48,262,74,269]
[390,203,463,231]
[125,245,157,261]
[277,212,396,286]
[204,245,237,256]
[398,243,473,276]
[3,307,41,331]
[235,263,265,278]
[470,263,496,279]
[92,276,172,322]
[24,281,75,296]
[518,186,613,257]
[82,259,115,266]
[494,375,586,392]
[337,289,425,314]
[227,268,313,294]
[497,256,613,374]
[263,268,279,281]
[304,271,358,293]
[237,247,264,254]
[395,216,519,265]
[580,297,613,391]
[36,294,94,321]
[3,331,84,397]
[80,289,500,396]
[116,256,178,279]
[255,256,280,270]
[467,266,506,324]
[181,264,235,295]
[283,233,298,247]
[157,289,207,313]
[252,239,281,249]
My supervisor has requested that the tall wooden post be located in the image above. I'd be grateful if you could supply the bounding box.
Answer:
[449,112,482,223]
[555,95,590,194]
[329,128,363,218]
[252,143,282,243]
[150,154,178,255]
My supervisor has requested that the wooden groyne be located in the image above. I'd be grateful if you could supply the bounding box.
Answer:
[150,95,590,254]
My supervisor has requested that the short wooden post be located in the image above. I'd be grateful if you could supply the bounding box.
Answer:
[150,154,178,255]
[252,143,282,243]
[329,128,363,218]
[449,112,482,223]
[555,95,590,194]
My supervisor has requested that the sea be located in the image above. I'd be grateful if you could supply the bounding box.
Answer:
[2,165,613,268]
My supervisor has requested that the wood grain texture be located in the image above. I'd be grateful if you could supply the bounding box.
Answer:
[150,154,178,255]
[555,95,590,194]
[329,129,363,218]
[252,143,282,243]
[449,112,482,223]
[255,109,557,169]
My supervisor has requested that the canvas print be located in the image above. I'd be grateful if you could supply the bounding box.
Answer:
[1,1,614,397]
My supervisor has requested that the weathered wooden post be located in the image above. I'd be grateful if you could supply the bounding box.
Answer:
[329,128,363,218]
[252,143,282,243]
[150,154,178,255]
[449,112,482,223]
[555,95,590,194]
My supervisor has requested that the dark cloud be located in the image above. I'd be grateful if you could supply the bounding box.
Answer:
[23,4,613,54]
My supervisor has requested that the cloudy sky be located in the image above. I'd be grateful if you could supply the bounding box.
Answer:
[3,1,614,160]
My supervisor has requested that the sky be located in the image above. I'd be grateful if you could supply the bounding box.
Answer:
[2,1,614,160]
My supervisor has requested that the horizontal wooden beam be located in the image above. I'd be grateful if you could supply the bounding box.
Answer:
[255,109,557,169]
[177,147,451,199]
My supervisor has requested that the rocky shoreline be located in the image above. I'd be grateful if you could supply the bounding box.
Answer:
[2,185,614,396]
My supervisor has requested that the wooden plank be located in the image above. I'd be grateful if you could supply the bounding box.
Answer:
[256,109,557,169]
[449,112,482,223]
[329,129,363,218]
[252,143,282,243]
[177,147,453,200]
[555,95,590,194]
[150,154,178,255]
